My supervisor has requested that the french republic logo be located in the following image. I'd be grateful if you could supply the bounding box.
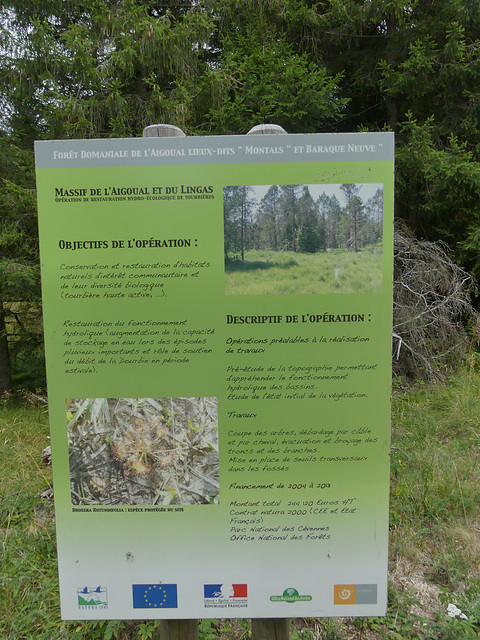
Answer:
[334,584,377,605]
[77,586,108,610]
[204,584,248,608]
[132,584,178,609]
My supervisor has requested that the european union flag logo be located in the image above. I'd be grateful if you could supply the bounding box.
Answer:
[132,584,178,608]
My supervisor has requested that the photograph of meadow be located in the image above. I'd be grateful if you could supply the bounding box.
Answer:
[224,183,384,295]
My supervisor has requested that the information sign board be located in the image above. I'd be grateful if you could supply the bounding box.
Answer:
[35,132,394,619]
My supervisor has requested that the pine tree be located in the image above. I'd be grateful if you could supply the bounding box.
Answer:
[296,187,319,253]
[256,185,281,251]
[223,185,255,260]
[0,135,41,392]
[278,185,301,252]
[318,193,342,251]
[365,188,384,245]
[340,184,366,252]
[0,0,216,142]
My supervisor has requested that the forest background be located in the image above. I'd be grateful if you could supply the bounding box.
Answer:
[1,0,480,388]
[3,2,480,639]
[223,183,383,258]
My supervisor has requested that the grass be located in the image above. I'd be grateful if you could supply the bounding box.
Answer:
[2,369,480,638]
[225,247,383,295]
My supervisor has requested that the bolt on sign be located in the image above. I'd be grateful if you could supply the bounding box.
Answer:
[35,132,394,619]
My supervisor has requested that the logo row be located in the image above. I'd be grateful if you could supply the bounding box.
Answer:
[78,583,377,610]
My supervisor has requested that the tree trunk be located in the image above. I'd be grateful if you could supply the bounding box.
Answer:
[241,186,246,261]
[0,301,13,393]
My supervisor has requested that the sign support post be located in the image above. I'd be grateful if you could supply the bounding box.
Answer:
[158,619,199,640]
[144,124,198,640]
[144,122,290,640]
[252,618,289,640]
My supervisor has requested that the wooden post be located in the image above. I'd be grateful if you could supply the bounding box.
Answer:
[143,124,186,138]
[142,121,290,640]
[143,124,193,640]
[248,124,289,640]
[251,618,290,640]
[158,619,199,640]
[247,124,288,135]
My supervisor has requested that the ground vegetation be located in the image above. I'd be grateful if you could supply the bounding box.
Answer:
[3,370,480,638]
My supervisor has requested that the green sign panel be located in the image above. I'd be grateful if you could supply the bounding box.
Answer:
[35,132,393,619]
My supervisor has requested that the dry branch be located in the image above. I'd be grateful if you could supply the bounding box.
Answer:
[393,221,479,380]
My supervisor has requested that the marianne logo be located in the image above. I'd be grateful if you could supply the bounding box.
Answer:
[270,588,312,603]
[204,584,248,609]
[334,584,377,605]
[77,586,108,609]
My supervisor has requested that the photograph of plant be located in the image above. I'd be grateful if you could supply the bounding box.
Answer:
[67,397,219,506]
[224,183,384,295]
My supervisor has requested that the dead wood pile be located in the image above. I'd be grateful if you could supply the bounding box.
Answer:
[393,222,479,380]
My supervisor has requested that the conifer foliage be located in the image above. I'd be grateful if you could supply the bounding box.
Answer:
[1,0,480,388]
